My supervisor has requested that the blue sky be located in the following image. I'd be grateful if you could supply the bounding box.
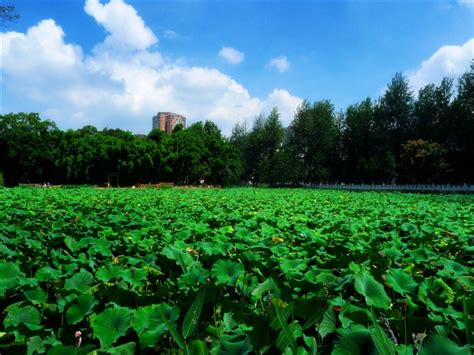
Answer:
[1,0,473,135]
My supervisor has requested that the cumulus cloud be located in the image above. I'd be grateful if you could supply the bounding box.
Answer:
[1,0,301,135]
[84,0,157,51]
[218,47,245,65]
[406,38,474,92]
[267,56,290,73]
[262,89,302,126]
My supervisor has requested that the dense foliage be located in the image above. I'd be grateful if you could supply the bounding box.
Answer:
[1,66,473,186]
[0,187,472,354]
[232,66,474,185]
[0,117,241,187]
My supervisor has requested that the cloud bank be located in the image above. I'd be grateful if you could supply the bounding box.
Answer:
[1,0,301,135]
[406,38,474,93]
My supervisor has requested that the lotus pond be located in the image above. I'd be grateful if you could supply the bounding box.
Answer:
[0,187,473,354]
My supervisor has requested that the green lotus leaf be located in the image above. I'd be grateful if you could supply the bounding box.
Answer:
[64,235,80,253]
[280,258,308,276]
[64,269,94,293]
[122,268,147,288]
[0,261,21,296]
[223,312,236,332]
[138,329,166,349]
[385,269,417,296]
[27,335,61,355]
[161,245,194,272]
[252,278,281,299]
[4,305,42,331]
[419,335,470,355]
[133,305,161,335]
[332,325,373,355]
[35,266,61,282]
[260,223,277,238]
[96,265,124,282]
[27,335,46,355]
[27,336,45,355]
[93,306,132,348]
[200,242,225,256]
[194,223,210,234]
[314,271,337,284]
[47,344,78,355]
[354,271,391,309]
[441,260,469,278]
[400,223,418,235]
[318,307,336,339]
[212,260,244,286]
[236,228,252,239]
[66,294,97,324]
[132,303,180,348]
[57,294,77,313]
[24,289,47,304]
[178,266,210,289]
[158,303,181,323]
[419,277,455,306]
[104,341,136,354]
[0,243,16,258]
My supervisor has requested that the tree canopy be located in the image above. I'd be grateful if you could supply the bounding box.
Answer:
[1,66,473,186]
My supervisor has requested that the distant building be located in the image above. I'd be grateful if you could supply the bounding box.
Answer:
[152,112,186,134]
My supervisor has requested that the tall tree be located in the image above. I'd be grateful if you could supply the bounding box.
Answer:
[342,98,377,181]
[414,78,453,143]
[229,121,249,182]
[447,63,474,182]
[260,108,284,184]
[288,100,338,183]
[245,115,266,183]
[375,73,415,181]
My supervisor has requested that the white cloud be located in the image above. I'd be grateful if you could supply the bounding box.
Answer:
[218,47,245,65]
[458,0,474,9]
[267,56,290,73]
[406,38,474,92]
[262,89,303,126]
[1,0,301,136]
[84,0,157,51]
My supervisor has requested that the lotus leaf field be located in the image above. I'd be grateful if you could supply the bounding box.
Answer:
[0,187,473,354]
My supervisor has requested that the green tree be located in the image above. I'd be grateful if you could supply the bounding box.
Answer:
[342,98,378,181]
[164,121,241,185]
[288,100,338,183]
[245,115,266,183]
[367,74,414,182]
[259,108,285,184]
[445,63,474,182]
[414,78,453,143]
[400,139,449,183]
[0,113,59,186]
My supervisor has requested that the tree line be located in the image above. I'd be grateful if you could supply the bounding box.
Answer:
[0,119,242,187]
[232,66,473,185]
[1,66,472,187]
